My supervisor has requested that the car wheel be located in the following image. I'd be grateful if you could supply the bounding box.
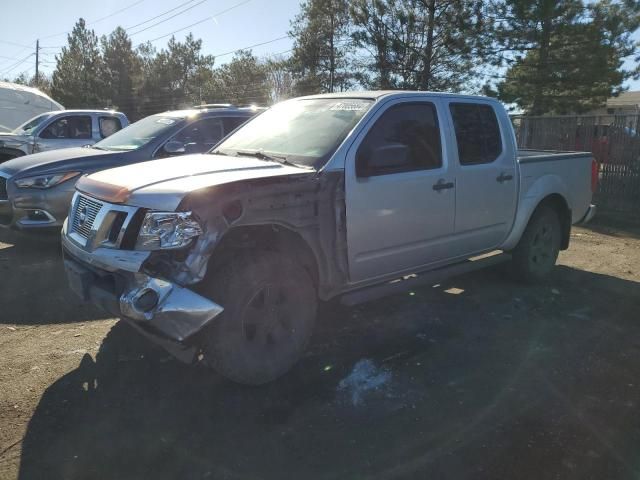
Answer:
[511,205,562,283]
[200,251,317,385]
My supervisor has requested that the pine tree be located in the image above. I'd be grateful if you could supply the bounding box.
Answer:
[138,35,214,115]
[102,27,142,119]
[206,51,270,105]
[51,19,106,108]
[350,0,491,91]
[290,0,353,94]
[491,0,640,114]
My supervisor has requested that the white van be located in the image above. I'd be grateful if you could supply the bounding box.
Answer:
[0,81,63,132]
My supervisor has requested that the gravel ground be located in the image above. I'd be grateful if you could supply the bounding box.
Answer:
[1,221,640,480]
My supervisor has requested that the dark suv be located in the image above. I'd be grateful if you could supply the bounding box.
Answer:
[0,105,259,232]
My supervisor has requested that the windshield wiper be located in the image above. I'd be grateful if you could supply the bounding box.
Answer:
[210,149,231,157]
[234,150,313,170]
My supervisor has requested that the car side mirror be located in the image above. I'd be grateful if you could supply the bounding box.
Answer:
[356,144,410,177]
[163,140,185,155]
[184,142,201,154]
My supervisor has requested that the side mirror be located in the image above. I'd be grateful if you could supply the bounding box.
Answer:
[163,140,185,155]
[356,144,410,177]
[184,142,202,154]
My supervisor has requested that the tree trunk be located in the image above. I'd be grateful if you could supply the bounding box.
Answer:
[532,13,552,115]
[421,0,436,90]
[329,0,335,93]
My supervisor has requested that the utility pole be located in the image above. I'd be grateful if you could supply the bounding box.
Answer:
[34,39,39,87]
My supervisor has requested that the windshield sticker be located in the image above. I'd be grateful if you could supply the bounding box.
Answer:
[330,102,369,111]
[156,118,176,125]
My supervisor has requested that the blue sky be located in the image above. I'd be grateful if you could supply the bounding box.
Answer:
[0,0,300,77]
[0,0,638,92]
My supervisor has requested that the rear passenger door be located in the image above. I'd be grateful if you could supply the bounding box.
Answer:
[447,101,517,254]
[345,99,455,282]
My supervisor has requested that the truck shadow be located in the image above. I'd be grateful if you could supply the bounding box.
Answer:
[17,266,640,480]
[0,228,109,325]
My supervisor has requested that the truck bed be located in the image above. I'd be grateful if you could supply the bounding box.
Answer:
[516,148,593,227]
[517,149,592,163]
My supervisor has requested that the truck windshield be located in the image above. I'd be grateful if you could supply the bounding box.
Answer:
[12,113,53,134]
[213,98,374,168]
[93,115,183,151]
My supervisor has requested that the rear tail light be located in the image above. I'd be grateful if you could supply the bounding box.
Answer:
[591,159,598,193]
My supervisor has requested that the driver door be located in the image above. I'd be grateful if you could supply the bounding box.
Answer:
[345,99,456,283]
[35,115,93,152]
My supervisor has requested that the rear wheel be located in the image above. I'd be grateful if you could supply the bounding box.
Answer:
[511,206,561,283]
[200,251,317,385]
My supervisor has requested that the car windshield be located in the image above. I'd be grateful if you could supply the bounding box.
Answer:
[213,98,374,168]
[93,115,183,151]
[12,113,53,134]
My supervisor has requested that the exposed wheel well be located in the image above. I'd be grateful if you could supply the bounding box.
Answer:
[208,224,320,288]
[532,194,572,250]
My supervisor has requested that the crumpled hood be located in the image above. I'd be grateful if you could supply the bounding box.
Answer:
[0,147,112,177]
[78,153,311,211]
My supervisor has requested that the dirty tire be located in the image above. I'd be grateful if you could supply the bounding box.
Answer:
[511,205,561,283]
[201,251,317,385]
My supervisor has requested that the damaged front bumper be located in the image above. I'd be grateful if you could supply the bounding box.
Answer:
[61,226,223,362]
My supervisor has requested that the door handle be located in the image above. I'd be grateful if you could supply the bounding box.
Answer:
[497,172,513,183]
[432,179,455,191]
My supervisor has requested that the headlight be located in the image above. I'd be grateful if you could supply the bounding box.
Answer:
[14,172,80,189]
[135,211,203,250]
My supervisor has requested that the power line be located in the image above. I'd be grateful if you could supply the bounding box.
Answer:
[129,0,208,36]
[39,0,147,40]
[213,35,290,58]
[125,0,197,30]
[0,39,31,49]
[138,0,253,45]
[89,0,146,25]
[0,53,35,77]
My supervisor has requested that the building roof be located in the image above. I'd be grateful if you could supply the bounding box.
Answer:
[607,91,640,107]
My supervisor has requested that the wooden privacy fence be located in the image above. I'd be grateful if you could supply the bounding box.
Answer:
[512,114,640,218]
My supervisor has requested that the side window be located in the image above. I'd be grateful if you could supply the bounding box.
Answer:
[40,116,92,140]
[99,116,123,138]
[356,103,442,177]
[174,118,224,147]
[449,103,502,165]
[223,116,250,134]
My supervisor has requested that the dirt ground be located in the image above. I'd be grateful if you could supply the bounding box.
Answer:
[1,220,640,480]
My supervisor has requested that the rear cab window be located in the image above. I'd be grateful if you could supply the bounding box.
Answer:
[449,103,502,165]
[99,116,123,138]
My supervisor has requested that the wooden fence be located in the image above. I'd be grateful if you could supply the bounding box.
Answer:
[512,115,640,218]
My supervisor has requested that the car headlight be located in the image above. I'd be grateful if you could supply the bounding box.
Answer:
[135,211,203,250]
[14,172,80,189]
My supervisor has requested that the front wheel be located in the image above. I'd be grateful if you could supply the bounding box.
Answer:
[511,206,562,283]
[200,251,317,385]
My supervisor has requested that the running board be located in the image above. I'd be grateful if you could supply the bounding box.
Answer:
[340,252,511,307]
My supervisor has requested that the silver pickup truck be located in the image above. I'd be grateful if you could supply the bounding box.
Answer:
[0,110,128,162]
[61,91,597,384]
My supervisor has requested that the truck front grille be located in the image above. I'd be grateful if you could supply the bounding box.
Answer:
[71,194,103,239]
[0,177,7,200]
